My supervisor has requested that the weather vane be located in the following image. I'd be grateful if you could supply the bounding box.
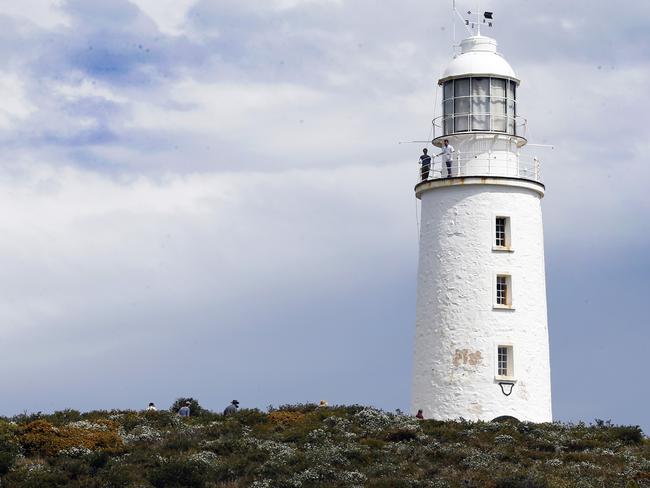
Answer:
[452,1,495,45]
[465,9,494,34]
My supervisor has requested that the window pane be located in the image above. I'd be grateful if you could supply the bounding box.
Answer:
[454,97,470,114]
[443,81,454,100]
[455,115,469,132]
[508,80,517,100]
[492,98,506,131]
[491,78,506,98]
[443,117,453,135]
[472,96,490,130]
[472,115,490,131]
[507,100,516,134]
[472,77,489,96]
[496,217,506,246]
[454,78,470,97]
[443,100,454,135]
[443,100,453,117]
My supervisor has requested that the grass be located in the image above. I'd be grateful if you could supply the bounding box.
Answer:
[0,403,647,487]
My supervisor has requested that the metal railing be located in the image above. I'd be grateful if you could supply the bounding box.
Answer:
[432,114,528,140]
[418,152,542,184]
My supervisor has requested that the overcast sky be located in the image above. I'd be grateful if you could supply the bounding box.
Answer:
[0,0,648,432]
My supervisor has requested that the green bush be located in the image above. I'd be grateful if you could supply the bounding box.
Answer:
[610,425,644,444]
[148,460,205,488]
[496,475,547,488]
[169,397,208,417]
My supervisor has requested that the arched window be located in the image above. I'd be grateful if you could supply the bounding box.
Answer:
[442,77,517,135]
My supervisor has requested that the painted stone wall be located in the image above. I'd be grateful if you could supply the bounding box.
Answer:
[412,183,552,422]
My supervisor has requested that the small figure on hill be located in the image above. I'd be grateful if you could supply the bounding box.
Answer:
[415,409,424,419]
[419,148,432,181]
[178,401,191,417]
[224,400,240,416]
[147,402,157,412]
[318,400,329,408]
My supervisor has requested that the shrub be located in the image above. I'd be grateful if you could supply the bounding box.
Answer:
[0,420,21,475]
[169,398,208,417]
[268,411,306,426]
[235,408,269,427]
[18,419,123,456]
[148,459,206,488]
[385,428,418,442]
[496,475,547,488]
[610,426,644,444]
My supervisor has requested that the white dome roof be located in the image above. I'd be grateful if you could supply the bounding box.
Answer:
[439,36,518,83]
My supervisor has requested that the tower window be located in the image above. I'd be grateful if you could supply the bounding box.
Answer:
[494,216,511,250]
[497,345,514,378]
[496,276,507,304]
[494,274,513,308]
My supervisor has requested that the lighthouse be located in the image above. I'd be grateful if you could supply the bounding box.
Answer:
[411,30,552,422]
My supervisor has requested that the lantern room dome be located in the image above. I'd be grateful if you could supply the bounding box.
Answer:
[439,35,518,83]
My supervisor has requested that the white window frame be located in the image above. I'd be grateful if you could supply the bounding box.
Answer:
[493,273,514,309]
[495,343,516,381]
[492,214,513,252]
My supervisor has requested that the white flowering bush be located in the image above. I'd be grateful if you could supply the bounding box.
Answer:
[188,450,219,466]
[67,420,110,431]
[494,433,515,445]
[57,446,93,457]
[120,425,162,443]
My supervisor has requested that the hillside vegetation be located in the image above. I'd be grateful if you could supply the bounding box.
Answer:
[0,402,647,487]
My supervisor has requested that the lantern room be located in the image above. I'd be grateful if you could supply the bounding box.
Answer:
[433,36,527,147]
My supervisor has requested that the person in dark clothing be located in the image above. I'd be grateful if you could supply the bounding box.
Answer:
[419,148,432,181]
[224,400,240,416]
[415,409,424,419]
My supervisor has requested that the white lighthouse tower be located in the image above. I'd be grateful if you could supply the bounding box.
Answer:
[411,27,552,422]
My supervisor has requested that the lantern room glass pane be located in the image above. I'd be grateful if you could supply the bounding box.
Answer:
[443,100,454,135]
[491,78,506,98]
[508,80,517,100]
[443,81,454,100]
[443,117,453,135]
[455,115,469,132]
[472,77,489,96]
[492,98,506,131]
[507,99,516,134]
[443,100,453,117]
[454,78,470,97]
[454,96,470,131]
[454,96,470,114]
[472,97,490,130]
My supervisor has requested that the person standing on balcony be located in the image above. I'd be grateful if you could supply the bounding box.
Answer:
[419,148,431,181]
[438,139,455,177]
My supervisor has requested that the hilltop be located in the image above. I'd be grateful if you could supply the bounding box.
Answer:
[0,402,648,487]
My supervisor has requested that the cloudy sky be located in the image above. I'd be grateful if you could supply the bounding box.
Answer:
[0,0,648,432]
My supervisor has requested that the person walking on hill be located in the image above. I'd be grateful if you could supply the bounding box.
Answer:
[178,401,191,417]
[224,400,240,416]
[147,402,157,412]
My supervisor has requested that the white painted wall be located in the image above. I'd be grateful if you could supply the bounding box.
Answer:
[412,182,552,422]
